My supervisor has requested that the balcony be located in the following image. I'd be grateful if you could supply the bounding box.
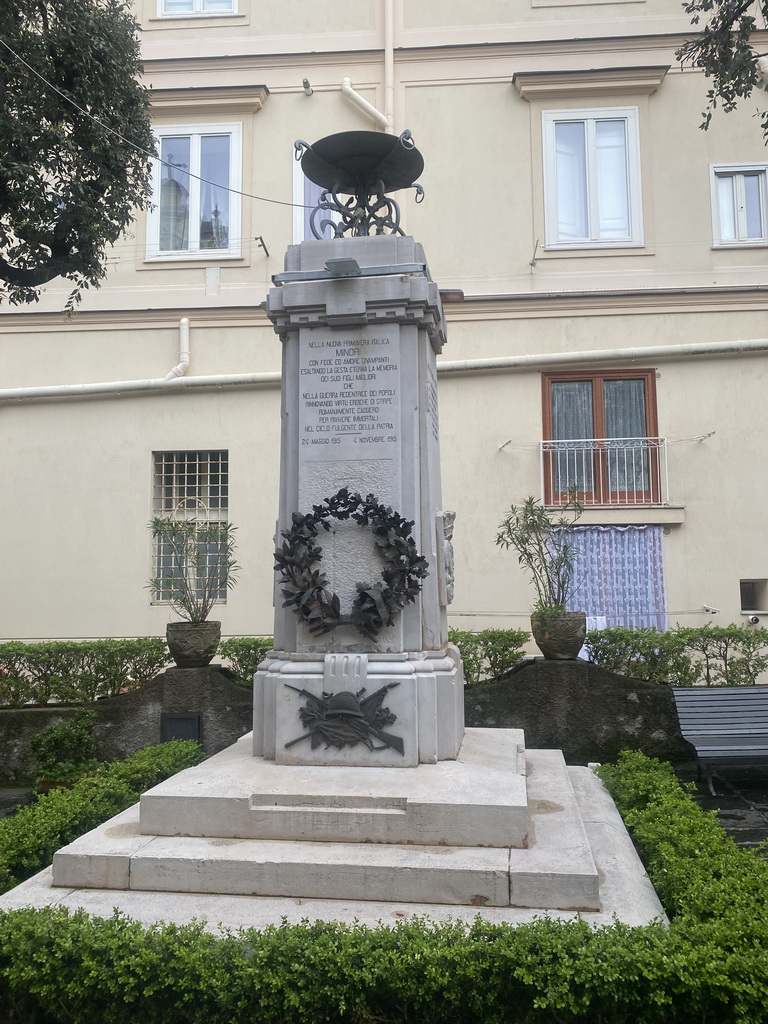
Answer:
[541,437,668,507]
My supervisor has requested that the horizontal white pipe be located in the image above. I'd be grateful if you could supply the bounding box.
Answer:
[341,77,389,130]
[1,336,766,405]
[436,337,768,375]
[0,371,281,403]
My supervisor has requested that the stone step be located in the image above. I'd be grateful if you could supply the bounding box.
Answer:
[139,728,529,849]
[51,741,600,911]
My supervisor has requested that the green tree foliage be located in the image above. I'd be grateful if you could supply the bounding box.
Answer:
[0,0,155,305]
[677,0,768,138]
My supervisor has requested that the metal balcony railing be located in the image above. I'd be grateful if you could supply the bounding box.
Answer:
[541,437,668,507]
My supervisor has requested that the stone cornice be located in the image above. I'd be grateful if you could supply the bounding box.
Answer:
[150,84,269,114]
[446,286,768,320]
[513,65,669,99]
[3,286,767,331]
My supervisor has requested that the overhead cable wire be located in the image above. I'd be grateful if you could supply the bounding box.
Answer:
[0,34,310,211]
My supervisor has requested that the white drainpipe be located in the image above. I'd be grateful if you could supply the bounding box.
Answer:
[340,1,394,132]
[0,317,279,403]
[383,0,394,134]
[341,77,390,131]
[163,316,190,380]
[436,337,768,375]
[1,335,767,405]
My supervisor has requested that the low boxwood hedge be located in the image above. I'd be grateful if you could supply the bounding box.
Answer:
[218,636,274,684]
[0,740,205,894]
[0,638,170,706]
[1,751,767,1023]
[448,628,529,684]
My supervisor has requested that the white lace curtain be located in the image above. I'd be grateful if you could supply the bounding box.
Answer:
[565,524,667,631]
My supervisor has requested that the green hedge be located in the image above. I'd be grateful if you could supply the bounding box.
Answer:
[0,639,170,707]
[585,623,768,686]
[3,751,768,1022]
[0,740,205,894]
[218,636,273,683]
[448,628,529,684]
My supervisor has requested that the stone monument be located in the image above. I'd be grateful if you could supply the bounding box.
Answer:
[0,131,664,929]
[254,133,463,769]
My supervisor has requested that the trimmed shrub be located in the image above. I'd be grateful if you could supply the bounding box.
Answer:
[0,740,205,894]
[675,623,768,686]
[2,753,768,1022]
[448,628,529,685]
[0,639,170,706]
[597,749,768,923]
[583,626,698,685]
[29,708,98,787]
[218,636,273,683]
[584,623,768,686]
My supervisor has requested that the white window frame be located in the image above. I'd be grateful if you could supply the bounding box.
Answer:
[147,122,242,261]
[157,0,236,17]
[710,164,768,246]
[292,158,341,244]
[542,106,643,250]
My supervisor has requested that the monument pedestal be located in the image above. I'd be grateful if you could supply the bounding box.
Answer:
[0,234,664,931]
[2,730,664,927]
[254,649,464,766]
[48,729,606,913]
[258,237,464,769]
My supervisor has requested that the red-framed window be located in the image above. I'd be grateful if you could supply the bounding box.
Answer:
[541,369,660,506]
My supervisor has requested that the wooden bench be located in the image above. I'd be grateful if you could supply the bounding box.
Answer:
[672,686,768,795]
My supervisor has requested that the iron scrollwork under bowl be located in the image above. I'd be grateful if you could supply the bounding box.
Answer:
[299,130,424,196]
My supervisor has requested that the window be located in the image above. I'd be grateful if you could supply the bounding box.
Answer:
[542,107,643,248]
[566,525,667,630]
[741,579,768,612]
[147,123,241,259]
[292,159,341,244]
[542,369,661,506]
[151,451,229,603]
[159,0,235,16]
[711,165,768,245]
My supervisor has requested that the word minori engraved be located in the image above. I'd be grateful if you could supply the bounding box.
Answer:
[284,682,404,755]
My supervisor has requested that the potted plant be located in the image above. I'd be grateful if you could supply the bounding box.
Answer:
[495,493,586,660]
[148,517,240,668]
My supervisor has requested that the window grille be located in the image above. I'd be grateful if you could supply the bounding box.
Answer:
[151,451,229,603]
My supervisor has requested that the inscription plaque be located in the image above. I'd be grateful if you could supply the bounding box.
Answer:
[299,329,401,462]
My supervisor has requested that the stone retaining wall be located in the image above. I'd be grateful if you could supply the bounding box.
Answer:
[0,666,252,784]
[465,658,693,765]
[1,659,692,783]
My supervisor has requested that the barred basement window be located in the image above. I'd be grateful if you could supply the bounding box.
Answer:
[151,450,229,603]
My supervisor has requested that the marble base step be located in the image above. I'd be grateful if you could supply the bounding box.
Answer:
[50,736,600,911]
[139,728,528,849]
[2,762,666,928]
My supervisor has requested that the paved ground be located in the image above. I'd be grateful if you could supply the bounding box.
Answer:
[674,762,768,851]
[3,762,768,850]
[0,787,33,820]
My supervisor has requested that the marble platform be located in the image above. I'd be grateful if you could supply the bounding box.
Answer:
[0,730,665,929]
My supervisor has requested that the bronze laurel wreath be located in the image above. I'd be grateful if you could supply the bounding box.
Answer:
[274,488,429,641]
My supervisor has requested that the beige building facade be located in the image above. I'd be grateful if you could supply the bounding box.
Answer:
[1,0,767,642]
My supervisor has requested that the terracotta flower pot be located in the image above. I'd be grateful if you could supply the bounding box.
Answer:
[166,620,221,668]
[529,610,586,660]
